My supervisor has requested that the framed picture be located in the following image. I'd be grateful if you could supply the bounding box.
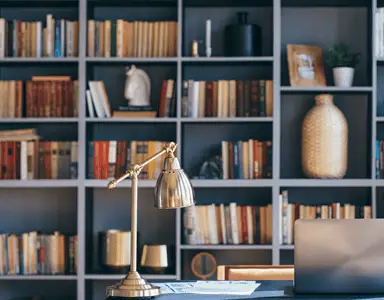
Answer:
[287,44,326,87]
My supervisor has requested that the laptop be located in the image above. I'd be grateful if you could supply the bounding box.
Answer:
[294,219,384,294]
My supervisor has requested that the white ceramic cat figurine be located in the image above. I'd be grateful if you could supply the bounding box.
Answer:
[124,65,151,106]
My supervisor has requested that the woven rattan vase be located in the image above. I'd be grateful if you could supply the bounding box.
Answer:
[302,94,348,178]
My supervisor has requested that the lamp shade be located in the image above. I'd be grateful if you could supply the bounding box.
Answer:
[154,154,195,209]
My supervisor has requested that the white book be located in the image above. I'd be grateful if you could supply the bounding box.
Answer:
[221,141,229,179]
[88,81,105,117]
[20,141,28,180]
[336,202,341,219]
[208,205,218,244]
[192,81,200,118]
[108,141,117,179]
[246,206,254,244]
[86,90,95,118]
[278,194,283,245]
[96,81,111,117]
[220,204,227,244]
[60,19,65,57]
[36,22,42,57]
[0,19,5,58]
[229,202,239,244]
[47,14,54,57]
[248,139,254,179]
[287,204,293,245]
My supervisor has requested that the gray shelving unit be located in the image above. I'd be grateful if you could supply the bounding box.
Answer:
[0,0,382,299]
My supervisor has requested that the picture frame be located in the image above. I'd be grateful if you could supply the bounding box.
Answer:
[287,44,326,87]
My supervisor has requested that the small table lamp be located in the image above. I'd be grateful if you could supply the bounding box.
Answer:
[106,142,195,298]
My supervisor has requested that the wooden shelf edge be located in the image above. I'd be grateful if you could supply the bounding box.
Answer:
[0,275,77,280]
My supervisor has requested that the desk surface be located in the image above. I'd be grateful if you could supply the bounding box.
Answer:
[153,281,384,300]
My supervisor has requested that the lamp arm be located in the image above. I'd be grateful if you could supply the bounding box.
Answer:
[108,142,178,189]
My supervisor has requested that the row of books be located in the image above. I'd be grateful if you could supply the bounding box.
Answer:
[0,16,79,58]
[183,203,272,245]
[0,232,77,275]
[376,8,384,58]
[376,140,384,179]
[88,140,168,180]
[0,128,78,180]
[279,190,372,245]
[0,77,78,118]
[181,80,273,118]
[221,140,272,179]
[88,20,177,58]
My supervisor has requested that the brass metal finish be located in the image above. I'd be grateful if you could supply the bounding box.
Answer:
[140,244,168,268]
[106,271,160,297]
[106,142,194,298]
[99,230,131,267]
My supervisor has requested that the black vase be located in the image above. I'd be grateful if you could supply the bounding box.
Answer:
[224,12,262,57]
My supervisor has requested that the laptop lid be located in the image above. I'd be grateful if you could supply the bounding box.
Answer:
[294,219,384,294]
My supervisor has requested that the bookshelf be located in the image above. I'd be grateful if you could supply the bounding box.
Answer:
[0,0,381,299]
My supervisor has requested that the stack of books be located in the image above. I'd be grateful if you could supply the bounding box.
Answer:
[182,79,273,118]
[88,140,168,180]
[0,231,77,275]
[221,140,272,179]
[87,20,177,58]
[0,15,79,58]
[183,203,272,245]
[279,190,372,245]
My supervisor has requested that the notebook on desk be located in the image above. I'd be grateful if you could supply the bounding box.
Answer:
[294,219,384,295]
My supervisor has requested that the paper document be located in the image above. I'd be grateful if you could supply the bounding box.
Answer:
[154,281,259,295]
[192,281,260,295]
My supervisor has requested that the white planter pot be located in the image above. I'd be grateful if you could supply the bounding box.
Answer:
[333,67,355,87]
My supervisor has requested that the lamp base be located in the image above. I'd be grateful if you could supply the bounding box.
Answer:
[106,271,160,298]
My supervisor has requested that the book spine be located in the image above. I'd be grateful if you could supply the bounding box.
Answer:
[54,21,61,57]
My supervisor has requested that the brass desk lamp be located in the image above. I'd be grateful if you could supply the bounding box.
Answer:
[106,142,195,298]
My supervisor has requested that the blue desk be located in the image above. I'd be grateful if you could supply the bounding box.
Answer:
[149,281,384,299]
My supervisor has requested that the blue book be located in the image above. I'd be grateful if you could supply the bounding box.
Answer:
[54,21,61,57]
[233,142,240,179]
[238,141,243,179]
[376,140,380,179]
[88,141,94,179]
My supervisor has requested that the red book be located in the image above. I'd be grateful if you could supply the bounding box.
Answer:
[159,80,168,117]
[241,206,248,244]
[101,141,109,179]
[94,142,100,179]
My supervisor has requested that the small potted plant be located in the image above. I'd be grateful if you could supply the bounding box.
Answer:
[325,43,360,87]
